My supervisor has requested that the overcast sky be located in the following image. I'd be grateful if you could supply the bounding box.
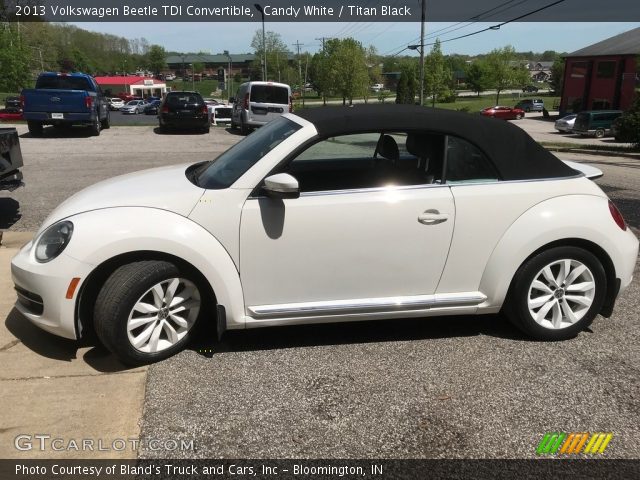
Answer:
[72,22,639,57]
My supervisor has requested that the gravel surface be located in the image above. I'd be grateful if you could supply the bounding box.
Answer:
[1,122,638,460]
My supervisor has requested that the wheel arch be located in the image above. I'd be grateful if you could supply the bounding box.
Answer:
[76,250,217,339]
[501,238,617,317]
[478,194,622,316]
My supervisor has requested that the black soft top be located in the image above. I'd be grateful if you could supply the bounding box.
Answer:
[295,105,577,181]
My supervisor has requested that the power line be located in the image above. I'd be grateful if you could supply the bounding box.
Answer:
[391,0,567,57]
[381,0,533,56]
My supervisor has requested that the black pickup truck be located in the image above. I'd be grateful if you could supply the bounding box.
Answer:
[21,72,110,136]
[0,127,24,190]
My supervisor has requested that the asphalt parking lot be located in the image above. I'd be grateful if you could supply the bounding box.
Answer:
[1,120,639,459]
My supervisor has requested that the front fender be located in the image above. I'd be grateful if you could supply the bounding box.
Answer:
[64,207,245,328]
[479,194,631,307]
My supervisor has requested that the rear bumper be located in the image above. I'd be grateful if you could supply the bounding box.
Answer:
[23,112,94,124]
[159,116,209,129]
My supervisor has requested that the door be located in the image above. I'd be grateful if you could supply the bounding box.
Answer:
[247,84,290,123]
[239,131,456,314]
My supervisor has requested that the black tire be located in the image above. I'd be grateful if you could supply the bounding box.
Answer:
[504,246,606,341]
[94,261,204,366]
[101,111,110,129]
[515,113,523,120]
[240,118,249,136]
[90,117,101,136]
[203,125,210,134]
[595,129,605,138]
[27,121,43,137]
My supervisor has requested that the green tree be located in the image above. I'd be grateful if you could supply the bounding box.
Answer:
[465,61,491,96]
[484,46,530,104]
[146,45,166,76]
[0,25,31,92]
[309,49,332,105]
[395,64,416,104]
[250,30,290,81]
[549,57,565,94]
[424,39,451,106]
[614,94,640,145]
[328,38,369,105]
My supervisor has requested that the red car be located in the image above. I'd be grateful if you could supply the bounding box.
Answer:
[481,106,525,120]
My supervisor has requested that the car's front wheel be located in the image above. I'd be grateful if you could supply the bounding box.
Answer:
[94,261,202,365]
[505,246,606,340]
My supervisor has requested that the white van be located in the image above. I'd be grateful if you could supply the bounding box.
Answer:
[230,81,292,134]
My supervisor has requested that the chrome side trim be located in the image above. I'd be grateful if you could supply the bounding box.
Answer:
[248,292,486,319]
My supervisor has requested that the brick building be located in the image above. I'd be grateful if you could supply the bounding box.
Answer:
[560,27,639,116]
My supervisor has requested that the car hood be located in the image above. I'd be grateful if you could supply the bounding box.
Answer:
[39,164,205,231]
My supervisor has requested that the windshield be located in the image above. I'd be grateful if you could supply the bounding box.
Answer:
[196,117,301,189]
[126,101,138,105]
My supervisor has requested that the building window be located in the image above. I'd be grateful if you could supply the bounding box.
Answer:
[567,97,583,113]
[570,61,588,78]
[592,98,611,110]
[596,61,616,78]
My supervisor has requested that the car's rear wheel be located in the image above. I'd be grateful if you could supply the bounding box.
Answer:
[515,113,523,120]
[90,117,101,136]
[505,246,606,340]
[595,128,605,138]
[94,261,202,365]
[101,111,110,129]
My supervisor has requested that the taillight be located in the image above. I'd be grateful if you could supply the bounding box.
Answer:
[201,105,208,115]
[609,200,627,231]
[20,95,25,109]
[84,96,93,109]
[161,105,169,113]
[243,93,249,110]
[289,96,293,113]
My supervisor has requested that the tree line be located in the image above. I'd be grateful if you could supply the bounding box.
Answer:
[0,22,167,92]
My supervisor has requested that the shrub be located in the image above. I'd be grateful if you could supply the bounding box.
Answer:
[615,95,640,145]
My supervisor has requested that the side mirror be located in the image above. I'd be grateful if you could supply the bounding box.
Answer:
[263,173,300,199]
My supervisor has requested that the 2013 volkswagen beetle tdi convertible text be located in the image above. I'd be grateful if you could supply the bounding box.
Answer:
[11,106,639,365]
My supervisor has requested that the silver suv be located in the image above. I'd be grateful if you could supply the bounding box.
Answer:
[515,98,544,112]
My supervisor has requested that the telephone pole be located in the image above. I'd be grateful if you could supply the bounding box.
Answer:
[293,40,304,103]
[419,0,426,106]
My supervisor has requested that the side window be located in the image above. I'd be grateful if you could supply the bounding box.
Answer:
[445,136,499,184]
[281,132,446,193]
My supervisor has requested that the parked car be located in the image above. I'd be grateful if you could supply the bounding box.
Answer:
[572,110,623,138]
[209,103,233,126]
[0,127,24,190]
[143,100,162,115]
[10,105,638,365]
[158,91,210,133]
[514,98,544,112]
[4,96,22,112]
[165,74,176,81]
[230,81,292,135]
[117,92,142,103]
[522,85,539,93]
[371,83,385,92]
[0,110,23,121]
[120,100,147,114]
[20,72,110,136]
[481,106,525,120]
[554,114,577,133]
[108,98,125,111]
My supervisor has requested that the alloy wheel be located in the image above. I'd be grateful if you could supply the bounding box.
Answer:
[527,259,596,330]
[127,278,200,353]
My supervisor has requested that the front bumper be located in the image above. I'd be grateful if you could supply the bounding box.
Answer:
[11,241,94,340]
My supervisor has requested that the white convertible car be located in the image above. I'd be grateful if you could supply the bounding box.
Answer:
[11,105,639,365]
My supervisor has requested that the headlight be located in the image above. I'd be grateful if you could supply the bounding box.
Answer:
[34,221,74,263]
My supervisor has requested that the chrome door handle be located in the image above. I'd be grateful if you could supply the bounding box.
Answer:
[418,209,449,225]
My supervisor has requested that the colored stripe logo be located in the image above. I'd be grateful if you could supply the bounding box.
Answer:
[536,433,612,455]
